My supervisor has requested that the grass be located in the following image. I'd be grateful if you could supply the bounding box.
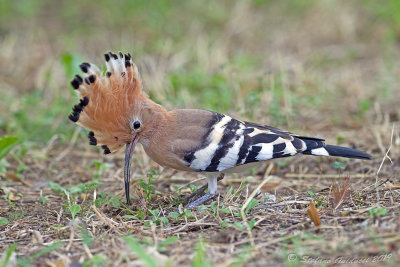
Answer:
[1,0,400,266]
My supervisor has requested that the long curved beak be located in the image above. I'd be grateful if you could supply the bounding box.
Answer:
[124,136,139,204]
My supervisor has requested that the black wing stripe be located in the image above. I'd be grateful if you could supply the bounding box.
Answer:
[272,152,292,159]
[244,146,262,163]
[301,139,324,150]
[251,133,279,144]
[236,135,252,165]
[184,112,223,164]
[242,128,254,135]
[273,142,286,153]
[205,119,241,171]
[291,138,304,151]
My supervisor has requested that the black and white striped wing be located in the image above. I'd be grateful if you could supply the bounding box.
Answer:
[183,113,319,172]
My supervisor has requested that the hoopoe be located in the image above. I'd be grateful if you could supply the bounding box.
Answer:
[69,52,371,208]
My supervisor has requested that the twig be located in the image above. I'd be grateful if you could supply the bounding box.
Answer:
[240,163,273,247]
[254,200,310,210]
[375,124,395,203]
[255,234,299,249]
[285,173,375,179]
[361,186,400,196]
[376,124,394,178]
[91,205,119,229]
[83,243,93,259]
[65,224,75,251]
[169,219,217,234]
[157,176,261,184]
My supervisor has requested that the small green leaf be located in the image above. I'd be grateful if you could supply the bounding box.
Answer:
[48,182,66,194]
[248,219,256,229]
[220,219,231,229]
[67,185,82,195]
[233,222,247,231]
[70,204,81,219]
[188,184,198,192]
[159,217,169,225]
[83,180,102,191]
[197,205,209,212]
[375,207,388,216]
[138,209,144,220]
[168,212,179,220]
[219,208,231,214]
[336,136,345,143]
[148,209,159,217]
[122,215,139,220]
[333,161,345,170]
[369,207,388,217]
[210,201,218,214]
[0,217,8,226]
[307,189,315,197]
[81,230,93,246]
[111,197,120,207]
[40,196,46,205]
[181,209,192,217]
[359,99,371,112]
[93,160,102,170]
[245,198,259,214]
[0,136,20,161]
[84,254,108,267]
[159,236,179,247]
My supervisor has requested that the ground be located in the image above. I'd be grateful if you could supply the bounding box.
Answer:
[0,1,399,266]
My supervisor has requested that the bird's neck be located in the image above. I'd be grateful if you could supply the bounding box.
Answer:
[139,98,172,147]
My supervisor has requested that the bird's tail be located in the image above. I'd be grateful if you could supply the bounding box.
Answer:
[300,137,371,160]
[68,52,144,153]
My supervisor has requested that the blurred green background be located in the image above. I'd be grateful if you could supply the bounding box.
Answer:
[0,1,399,264]
[0,0,399,145]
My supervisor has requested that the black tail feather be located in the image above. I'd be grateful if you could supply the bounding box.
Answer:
[299,137,371,160]
[324,145,371,160]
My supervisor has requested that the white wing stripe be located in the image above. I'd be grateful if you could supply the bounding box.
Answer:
[190,115,232,170]
[256,143,273,161]
[217,135,244,171]
[311,147,329,156]
[283,141,297,156]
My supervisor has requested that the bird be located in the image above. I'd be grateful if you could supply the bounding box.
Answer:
[68,52,372,208]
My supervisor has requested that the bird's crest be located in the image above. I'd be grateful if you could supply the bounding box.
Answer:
[68,52,146,153]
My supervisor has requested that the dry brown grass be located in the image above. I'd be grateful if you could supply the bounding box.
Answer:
[1,143,399,266]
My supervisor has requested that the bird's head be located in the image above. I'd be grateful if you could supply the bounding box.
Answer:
[68,52,160,204]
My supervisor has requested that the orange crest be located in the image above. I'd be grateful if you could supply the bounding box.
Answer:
[69,52,145,153]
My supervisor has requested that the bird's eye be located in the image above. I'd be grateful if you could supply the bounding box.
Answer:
[133,121,141,130]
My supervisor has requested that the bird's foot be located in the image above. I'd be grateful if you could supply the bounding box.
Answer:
[184,173,225,204]
[185,192,216,209]
[184,183,208,203]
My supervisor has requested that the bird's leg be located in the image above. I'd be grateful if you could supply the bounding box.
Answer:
[184,183,208,203]
[184,173,225,203]
[185,173,224,209]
